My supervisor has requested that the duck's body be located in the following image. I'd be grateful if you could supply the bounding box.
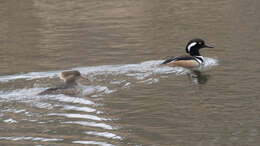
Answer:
[162,55,204,68]
[162,38,213,68]
[39,70,86,96]
[38,82,79,96]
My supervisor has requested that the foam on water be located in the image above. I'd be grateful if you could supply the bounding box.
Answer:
[0,58,218,108]
[3,118,17,124]
[81,85,116,97]
[0,59,218,145]
[0,79,109,102]
[0,88,42,97]
[72,140,114,146]
[46,94,95,105]
[0,85,114,104]
[74,60,187,79]
[0,58,218,83]
[204,57,219,67]
[0,87,45,101]
[48,113,108,121]
[84,131,123,140]
[0,136,63,142]
[63,121,115,130]
[0,71,60,82]
[62,105,97,113]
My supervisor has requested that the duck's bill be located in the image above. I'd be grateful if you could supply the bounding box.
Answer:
[203,44,214,48]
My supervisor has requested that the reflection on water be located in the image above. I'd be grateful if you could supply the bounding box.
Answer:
[188,70,210,85]
[1,0,260,145]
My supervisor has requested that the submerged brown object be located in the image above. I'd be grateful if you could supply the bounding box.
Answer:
[39,70,87,96]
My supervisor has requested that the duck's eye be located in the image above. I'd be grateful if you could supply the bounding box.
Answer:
[199,42,202,45]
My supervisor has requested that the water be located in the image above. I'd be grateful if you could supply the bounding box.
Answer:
[0,0,260,145]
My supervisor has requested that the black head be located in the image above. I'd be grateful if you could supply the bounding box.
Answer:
[185,38,213,56]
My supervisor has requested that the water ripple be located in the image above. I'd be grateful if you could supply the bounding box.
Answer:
[0,136,63,142]
[63,121,114,130]
[85,131,122,140]
[48,113,107,121]
[3,118,17,124]
[72,140,114,146]
[62,105,98,113]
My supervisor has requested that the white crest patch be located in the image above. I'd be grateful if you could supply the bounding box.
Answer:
[187,42,197,52]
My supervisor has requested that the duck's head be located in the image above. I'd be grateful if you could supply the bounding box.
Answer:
[60,70,87,84]
[185,38,213,56]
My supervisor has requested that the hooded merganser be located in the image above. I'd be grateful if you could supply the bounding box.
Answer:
[161,38,213,68]
[39,70,87,96]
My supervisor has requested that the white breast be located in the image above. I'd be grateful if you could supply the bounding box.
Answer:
[194,56,204,64]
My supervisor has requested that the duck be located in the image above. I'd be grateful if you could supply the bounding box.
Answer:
[161,38,213,68]
[39,70,87,96]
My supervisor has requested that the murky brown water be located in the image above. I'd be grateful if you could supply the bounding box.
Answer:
[0,0,260,145]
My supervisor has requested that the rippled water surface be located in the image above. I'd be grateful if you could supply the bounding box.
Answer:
[0,0,260,146]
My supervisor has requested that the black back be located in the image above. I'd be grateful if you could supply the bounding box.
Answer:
[161,55,195,64]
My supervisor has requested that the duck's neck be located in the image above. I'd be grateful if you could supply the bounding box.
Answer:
[65,78,78,86]
[190,50,201,56]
